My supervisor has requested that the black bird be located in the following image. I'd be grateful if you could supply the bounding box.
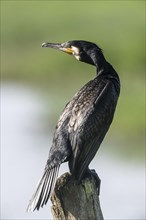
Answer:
[27,40,120,212]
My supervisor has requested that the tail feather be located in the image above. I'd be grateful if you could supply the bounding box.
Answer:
[27,165,60,212]
[40,170,52,207]
[43,166,59,206]
[35,170,50,209]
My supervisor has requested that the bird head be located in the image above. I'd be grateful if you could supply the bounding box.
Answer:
[42,40,104,66]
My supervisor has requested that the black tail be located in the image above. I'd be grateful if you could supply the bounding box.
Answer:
[27,165,60,212]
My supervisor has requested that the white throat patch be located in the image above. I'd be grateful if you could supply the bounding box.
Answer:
[71,46,80,60]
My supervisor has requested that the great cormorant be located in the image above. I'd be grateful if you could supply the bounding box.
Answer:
[27,40,120,212]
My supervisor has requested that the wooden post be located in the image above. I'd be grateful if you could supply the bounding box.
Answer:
[51,172,104,220]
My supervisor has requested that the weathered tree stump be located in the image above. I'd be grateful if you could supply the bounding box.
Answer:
[51,172,104,220]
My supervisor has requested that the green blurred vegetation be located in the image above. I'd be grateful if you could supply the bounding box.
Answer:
[1,1,145,159]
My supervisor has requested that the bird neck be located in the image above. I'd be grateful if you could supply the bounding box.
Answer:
[94,55,109,76]
[89,49,108,75]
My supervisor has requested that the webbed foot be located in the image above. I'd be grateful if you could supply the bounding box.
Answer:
[89,169,101,195]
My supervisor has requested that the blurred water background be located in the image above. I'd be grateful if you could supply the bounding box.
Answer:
[1,1,145,220]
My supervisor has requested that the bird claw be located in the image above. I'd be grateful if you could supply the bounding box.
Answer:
[89,169,101,196]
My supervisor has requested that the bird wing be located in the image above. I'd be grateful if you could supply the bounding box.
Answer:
[68,79,118,181]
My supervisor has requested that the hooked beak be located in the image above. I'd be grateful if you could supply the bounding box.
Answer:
[42,42,73,55]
